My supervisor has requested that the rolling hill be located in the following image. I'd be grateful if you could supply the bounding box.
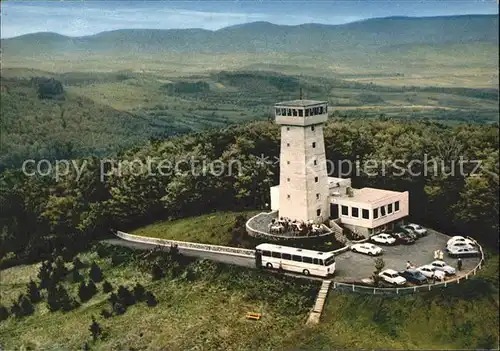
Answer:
[2,15,497,55]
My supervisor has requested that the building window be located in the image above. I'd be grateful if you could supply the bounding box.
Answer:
[298,109,303,117]
[286,127,290,131]
[313,159,317,166]
[287,178,290,182]
[311,125,315,131]
[380,206,386,217]
[275,108,281,116]
[287,161,290,164]
[341,206,349,216]
[287,143,290,147]
[325,105,328,113]
[373,208,379,219]
[312,142,316,148]
[395,201,400,211]
[281,108,286,115]
[352,207,359,218]
[287,109,292,116]
[316,193,320,200]
[362,209,369,219]
[316,209,321,216]
[287,194,290,199]
[293,109,298,116]
[315,177,318,183]
[388,203,393,214]
[305,109,309,117]
[319,106,323,114]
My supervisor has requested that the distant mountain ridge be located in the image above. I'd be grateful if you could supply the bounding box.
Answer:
[2,14,498,55]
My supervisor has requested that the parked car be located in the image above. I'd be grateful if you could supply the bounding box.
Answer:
[447,246,480,258]
[391,231,415,245]
[379,269,406,285]
[395,226,418,240]
[417,265,446,280]
[446,236,475,248]
[445,241,475,252]
[399,269,429,285]
[351,243,383,256]
[371,233,396,245]
[404,223,428,237]
[429,260,456,276]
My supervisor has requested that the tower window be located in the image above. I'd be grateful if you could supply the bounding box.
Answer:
[316,193,320,200]
[287,109,292,116]
[315,176,318,183]
[388,203,393,214]
[362,209,369,219]
[282,108,286,115]
[351,207,359,218]
[312,142,316,148]
[305,109,309,117]
[287,178,290,182]
[298,109,303,117]
[311,125,315,131]
[373,208,379,219]
[317,209,321,216]
[287,161,290,165]
[319,106,323,114]
[286,127,290,131]
[341,206,349,216]
[293,109,298,116]
[287,194,291,199]
[313,159,317,166]
[287,143,290,147]
[395,201,400,211]
[275,108,281,116]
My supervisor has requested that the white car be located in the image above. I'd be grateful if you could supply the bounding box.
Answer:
[379,269,406,285]
[371,233,396,245]
[417,265,446,280]
[430,260,456,276]
[446,241,475,252]
[446,236,475,248]
[351,243,382,256]
[405,223,427,237]
[448,246,480,258]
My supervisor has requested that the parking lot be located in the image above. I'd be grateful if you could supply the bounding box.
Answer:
[333,229,481,282]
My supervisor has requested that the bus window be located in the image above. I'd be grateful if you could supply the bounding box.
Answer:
[318,259,324,266]
[282,253,291,260]
[262,251,271,257]
[313,258,319,265]
[303,256,313,264]
[272,252,281,258]
[324,256,335,266]
[292,255,302,262]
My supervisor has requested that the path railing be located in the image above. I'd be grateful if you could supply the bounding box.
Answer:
[332,236,485,295]
[115,231,255,258]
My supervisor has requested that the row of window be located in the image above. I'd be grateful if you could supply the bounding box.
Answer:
[340,201,400,219]
[285,141,317,148]
[286,125,316,131]
[276,106,327,117]
[260,250,335,266]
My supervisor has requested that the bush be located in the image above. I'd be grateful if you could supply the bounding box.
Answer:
[151,264,164,281]
[113,302,126,315]
[26,280,41,303]
[53,256,68,281]
[78,281,90,302]
[0,304,9,321]
[20,295,35,316]
[133,283,146,302]
[108,293,118,307]
[72,257,84,270]
[72,269,83,283]
[10,300,22,318]
[89,316,102,341]
[90,262,103,283]
[117,285,135,306]
[100,308,112,319]
[87,280,97,298]
[145,291,158,307]
[38,260,53,289]
[102,280,113,293]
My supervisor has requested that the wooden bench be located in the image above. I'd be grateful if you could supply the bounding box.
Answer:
[246,312,262,320]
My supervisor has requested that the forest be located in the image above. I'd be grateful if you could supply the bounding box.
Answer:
[0,118,498,267]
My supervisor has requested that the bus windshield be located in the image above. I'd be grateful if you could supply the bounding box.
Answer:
[324,255,335,266]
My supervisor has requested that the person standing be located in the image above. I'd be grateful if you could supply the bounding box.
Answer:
[457,258,463,271]
[406,261,411,269]
[434,249,439,260]
[438,250,444,260]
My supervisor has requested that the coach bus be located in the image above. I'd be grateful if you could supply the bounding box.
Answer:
[255,243,336,277]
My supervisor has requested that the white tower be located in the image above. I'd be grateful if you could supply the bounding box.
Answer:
[274,98,330,223]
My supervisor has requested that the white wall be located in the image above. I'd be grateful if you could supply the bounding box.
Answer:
[270,185,280,211]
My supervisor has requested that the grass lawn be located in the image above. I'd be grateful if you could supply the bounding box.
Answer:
[130,210,260,246]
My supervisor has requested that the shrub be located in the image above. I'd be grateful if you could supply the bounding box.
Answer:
[53,256,68,281]
[117,285,135,306]
[72,257,84,270]
[108,293,118,307]
[79,281,91,302]
[113,302,126,315]
[20,295,35,316]
[102,280,113,293]
[26,280,41,303]
[133,283,146,302]
[10,300,22,318]
[38,260,53,289]
[145,291,158,307]
[72,269,83,283]
[87,280,97,298]
[0,304,9,321]
[90,262,103,283]
[151,264,164,281]
[100,309,112,319]
[89,316,102,341]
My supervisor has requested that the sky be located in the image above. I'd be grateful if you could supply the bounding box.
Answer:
[1,0,498,38]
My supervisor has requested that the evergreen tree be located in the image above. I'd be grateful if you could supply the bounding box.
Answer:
[20,295,35,316]
[108,292,118,307]
[102,280,113,293]
[53,256,68,281]
[100,308,112,319]
[82,342,90,351]
[151,264,164,281]
[145,291,158,307]
[72,256,84,270]
[47,285,60,312]
[89,316,102,341]
[10,300,22,317]
[0,304,9,321]
[89,262,103,283]
[58,285,76,312]
[72,269,83,283]
[87,280,97,298]
[133,283,145,302]
[78,281,90,302]
[26,280,41,303]
[38,260,52,289]
[117,285,135,306]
